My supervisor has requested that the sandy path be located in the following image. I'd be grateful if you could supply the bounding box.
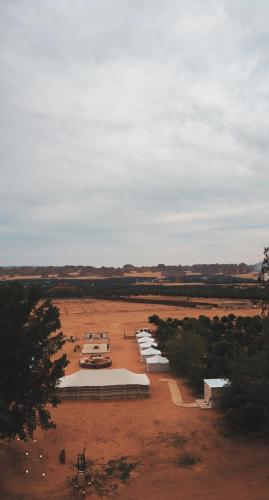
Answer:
[160,378,198,408]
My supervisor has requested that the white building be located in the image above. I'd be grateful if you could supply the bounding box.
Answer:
[203,379,228,407]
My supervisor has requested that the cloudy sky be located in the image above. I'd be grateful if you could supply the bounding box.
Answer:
[1,0,268,266]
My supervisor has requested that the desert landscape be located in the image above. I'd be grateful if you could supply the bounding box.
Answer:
[1,298,269,500]
[2,2,269,499]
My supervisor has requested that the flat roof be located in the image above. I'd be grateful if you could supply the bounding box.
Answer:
[204,378,228,388]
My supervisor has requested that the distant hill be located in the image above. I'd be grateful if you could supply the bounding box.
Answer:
[0,262,252,279]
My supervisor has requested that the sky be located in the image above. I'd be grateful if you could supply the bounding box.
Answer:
[0,0,269,266]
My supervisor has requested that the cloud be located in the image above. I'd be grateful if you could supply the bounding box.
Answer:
[0,0,269,265]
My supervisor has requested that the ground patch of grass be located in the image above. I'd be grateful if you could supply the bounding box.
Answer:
[155,431,188,448]
[105,456,137,483]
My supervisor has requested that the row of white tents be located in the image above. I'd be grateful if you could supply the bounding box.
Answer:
[136,329,170,372]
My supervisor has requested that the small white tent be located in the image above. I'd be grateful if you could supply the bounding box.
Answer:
[137,336,153,344]
[139,340,158,350]
[136,328,151,334]
[141,347,161,363]
[146,355,170,372]
[136,332,152,339]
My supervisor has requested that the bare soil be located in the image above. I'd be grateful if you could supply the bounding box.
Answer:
[1,299,269,500]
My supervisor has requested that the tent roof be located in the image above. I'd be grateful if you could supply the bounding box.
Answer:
[146,355,169,364]
[136,332,152,338]
[137,336,152,343]
[141,347,161,355]
[59,369,150,388]
[139,342,157,349]
[204,378,228,388]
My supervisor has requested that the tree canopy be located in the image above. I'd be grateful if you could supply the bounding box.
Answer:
[150,314,269,433]
[0,283,68,440]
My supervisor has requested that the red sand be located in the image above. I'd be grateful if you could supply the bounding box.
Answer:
[1,299,269,500]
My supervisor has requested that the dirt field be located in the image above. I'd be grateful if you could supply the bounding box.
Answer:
[1,299,269,500]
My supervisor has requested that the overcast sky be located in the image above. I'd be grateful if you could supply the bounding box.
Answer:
[0,0,268,266]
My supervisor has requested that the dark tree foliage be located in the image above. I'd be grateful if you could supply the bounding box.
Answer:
[0,283,68,440]
[150,314,269,432]
[0,277,261,303]
[220,351,269,433]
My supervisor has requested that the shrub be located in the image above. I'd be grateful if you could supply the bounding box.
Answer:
[59,449,66,464]
[176,452,200,467]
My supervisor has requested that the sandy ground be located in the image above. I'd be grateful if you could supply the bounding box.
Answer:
[1,299,269,500]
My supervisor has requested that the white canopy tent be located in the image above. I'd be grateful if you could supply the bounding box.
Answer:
[138,340,158,350]
[137,336,153,344]
[146,355,170,372]
[141,347,161,363]
[58,369,150,400]
[136,328,151,334]
[136,332,152,339]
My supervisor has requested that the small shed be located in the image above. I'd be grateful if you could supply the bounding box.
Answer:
[141,347,161,363]
[146,355,170,372]
[203,379,228,407]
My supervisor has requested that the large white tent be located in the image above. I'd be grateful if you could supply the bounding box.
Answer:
[146,355,170,372]
[58,369,150,400]
[141,347,161,363]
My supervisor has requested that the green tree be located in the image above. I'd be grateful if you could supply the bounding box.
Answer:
[0,283,68,440]
[164,332,206,389]
[220,351,269,433]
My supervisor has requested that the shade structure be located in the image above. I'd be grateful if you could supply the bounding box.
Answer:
[82,343,110,354]
[57,369,150,401]
[146,355,170,372]
[141,347,161,363]
[136,332,152,339]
